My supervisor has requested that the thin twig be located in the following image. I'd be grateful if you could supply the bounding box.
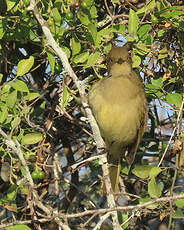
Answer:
[58,194,184,219]
[158,97,184,167]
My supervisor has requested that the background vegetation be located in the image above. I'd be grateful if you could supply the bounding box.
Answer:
[0,0,184,229]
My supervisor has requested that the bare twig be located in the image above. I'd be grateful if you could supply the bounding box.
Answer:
[158,97,184,166]
[104,0,129,24]
[93,213,111,230]
[59,194,184,219]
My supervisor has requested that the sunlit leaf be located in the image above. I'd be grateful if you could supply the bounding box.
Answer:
[5,225,32,230]
[128,9,140,35]
[165,93,182,106]
[12,80,29,92]
[73,52,89,64]
[149,167,162,178]
[70,36,81,56]
[6,0,16,11]
[11,117,21,129]
[139,197,158,209]
[24,92,40,101]
[21,133,43,145]
[6,90,17,108]
[132,165,154,179]
[52,7,61,23]
[62,84,70,108]
[148,177,162,198]
[175,196,184,208]
[137,0,155,15]
[47,50,55,74]
[88,23,97,44]
[0,106,8,123]
[132,54,141,68]
[17,56,34,77]
[86,52,101,67]
[7,185,18,201]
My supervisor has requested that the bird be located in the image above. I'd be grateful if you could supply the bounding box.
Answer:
[88,45,148,192]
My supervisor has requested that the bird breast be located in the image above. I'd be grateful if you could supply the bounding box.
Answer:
[89,75,145,146]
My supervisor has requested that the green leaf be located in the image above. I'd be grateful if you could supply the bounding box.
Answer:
[139,197,158,209]
[158,53,168,59]
[128,9,140,35]
[165,93,182,106]
[112,24,125,36]
[7,185,17,201]
[175,196,184,208]
[70,36,81,56]
[137,0,155,15]
[12,80,29,92]
[121,164,131,175]
[121,213,129,229]
[6,90,17,108]
[62,46,71,59]
[0,106,8,123]
[135,44,150,55]
[11,117,21,129]
[157,0,170,11]
[160,10,184,19]
[148,177,162,198]
[132,165,154,179]
[17,56,34,77]
[52,7,61,23]
[88,23,97,45]
[152,77,163,88]
[149,167,162,178]
[24,92,40,101]
[158,30,166,37]
[172,209,184,218]
[132,54,141,68]
[4,202,17,212]
[0,73,3,83]
[21,132,43,145]
[0,20,4,39]
[6,0,16,11]
[90,6,97,18]
[2,84,11,94]
[29,29,41,42]
[86,52,101,67]
[137,24,152,40]
[47,51,55,74]
[62,84,70,108]
[73,52,89,64]
[5,225,32,230]
[79,10,90,25]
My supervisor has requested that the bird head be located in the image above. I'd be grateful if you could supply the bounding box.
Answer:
[107,46,132,77]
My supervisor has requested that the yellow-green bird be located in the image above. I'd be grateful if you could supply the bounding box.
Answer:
[88,46,148,192]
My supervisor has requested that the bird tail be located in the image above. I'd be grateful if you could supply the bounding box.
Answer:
[101,157,121,193]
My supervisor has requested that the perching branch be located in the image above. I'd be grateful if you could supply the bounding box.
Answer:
[58,194,184,219]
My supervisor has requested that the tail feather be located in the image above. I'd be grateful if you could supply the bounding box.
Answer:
[102,158,121,193]
[109,161,121,192]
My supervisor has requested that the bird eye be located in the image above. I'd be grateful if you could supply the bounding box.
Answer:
[117,58,124,64]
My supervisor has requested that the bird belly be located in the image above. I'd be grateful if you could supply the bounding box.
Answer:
[97,98,141,145]
[89,76,145,149]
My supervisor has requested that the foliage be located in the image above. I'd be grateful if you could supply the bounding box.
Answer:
[0,0,184,229]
